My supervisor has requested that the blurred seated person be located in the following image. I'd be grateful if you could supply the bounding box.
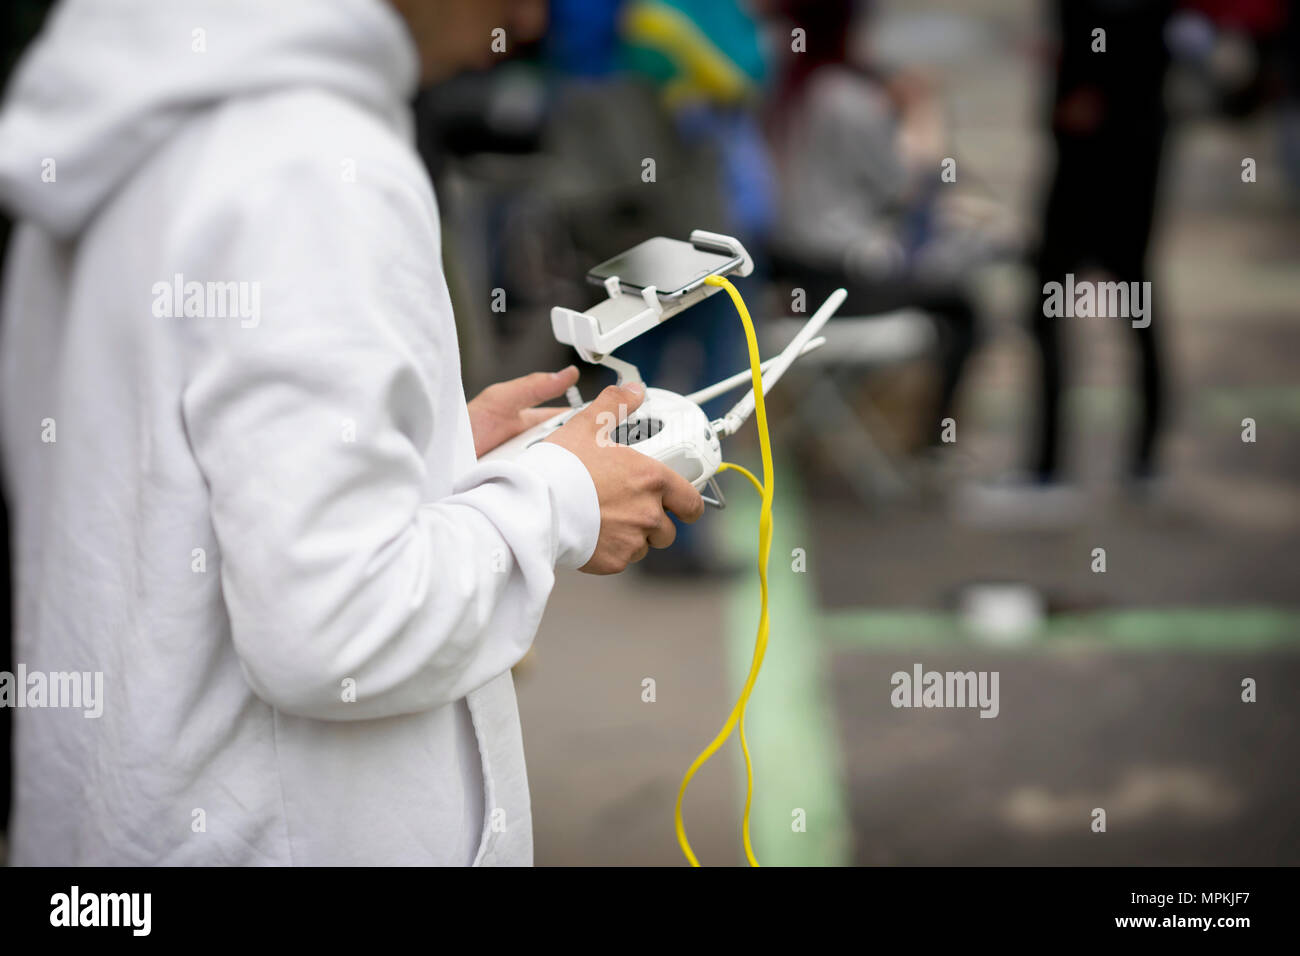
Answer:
[766,0,1016,447]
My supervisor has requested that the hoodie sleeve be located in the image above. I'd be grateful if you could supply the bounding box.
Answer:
[174,137,599,721]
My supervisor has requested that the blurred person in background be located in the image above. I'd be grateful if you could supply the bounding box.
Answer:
[970,0,1293,517]
[1164,0,1298,190]
[764,0,1015,452]
[0,0,704,866]
[1023,0,1174,498]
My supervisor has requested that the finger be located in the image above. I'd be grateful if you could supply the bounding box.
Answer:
[659,466,705,524]
[579,555,619,576]
[510,366,579,408]
[581,382,645,421]
[647,513,677,549]
[572,383,646,444]
[520,407,567,428]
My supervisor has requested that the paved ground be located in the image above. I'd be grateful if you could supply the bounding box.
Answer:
[830,650,1300,866]
[517,568,745,867]
[515,0,1300,866]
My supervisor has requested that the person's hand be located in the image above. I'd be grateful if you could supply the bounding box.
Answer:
[468,366,579,457]
[543,383,705,574]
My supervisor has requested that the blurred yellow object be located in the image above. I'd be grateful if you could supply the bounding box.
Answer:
[673,276,773,867]
[622,1,751,107]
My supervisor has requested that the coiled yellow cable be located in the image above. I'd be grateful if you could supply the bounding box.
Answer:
[673,275,774,867]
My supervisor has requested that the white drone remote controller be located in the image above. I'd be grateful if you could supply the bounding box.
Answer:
[480,231,846,507]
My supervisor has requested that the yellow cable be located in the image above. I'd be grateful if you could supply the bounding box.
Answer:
[718,461,763,865]
[673,275,774,867]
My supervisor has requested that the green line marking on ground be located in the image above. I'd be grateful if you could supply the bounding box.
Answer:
[969,384,1300,428]
[723,460,850,866]
[1200,386,1300,425]
[821,606,1300,651]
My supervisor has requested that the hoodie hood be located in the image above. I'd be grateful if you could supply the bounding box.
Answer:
[0,0,419,238]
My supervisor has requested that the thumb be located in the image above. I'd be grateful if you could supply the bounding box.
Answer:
[575,382,646,443]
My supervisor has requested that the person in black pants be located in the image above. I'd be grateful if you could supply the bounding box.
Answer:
[1030,0,1173,483]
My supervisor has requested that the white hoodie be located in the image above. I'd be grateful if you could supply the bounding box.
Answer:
[0,0,600,865]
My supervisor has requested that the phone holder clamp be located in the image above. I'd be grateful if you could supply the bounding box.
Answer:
[548,230,753,384]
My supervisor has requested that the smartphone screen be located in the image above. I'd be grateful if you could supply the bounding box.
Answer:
[587,237,741,298]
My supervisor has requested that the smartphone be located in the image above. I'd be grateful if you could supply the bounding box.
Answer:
[586,237,744,300]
